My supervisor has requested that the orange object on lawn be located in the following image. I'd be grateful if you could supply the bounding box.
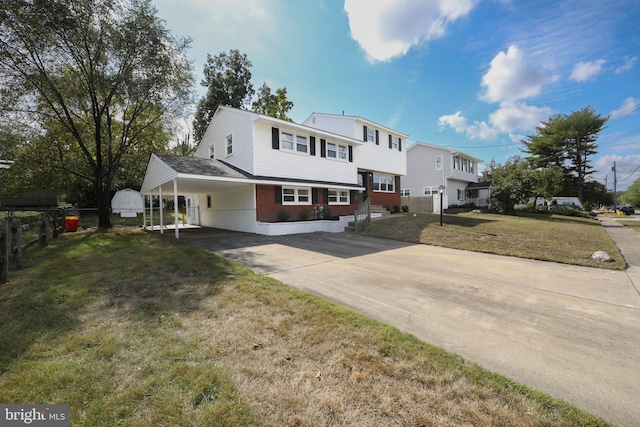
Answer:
[65,215,80,232]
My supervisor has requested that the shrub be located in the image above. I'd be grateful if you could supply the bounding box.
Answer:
[299,209,311,220]
[402,205,409,212]
[276,209,291,221]
[322,207,332,219]
[392,205,401,213]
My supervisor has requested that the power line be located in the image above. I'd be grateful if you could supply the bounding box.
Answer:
[619,164,640,182]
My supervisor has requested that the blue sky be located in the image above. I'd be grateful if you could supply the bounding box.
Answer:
[152,0,640,190]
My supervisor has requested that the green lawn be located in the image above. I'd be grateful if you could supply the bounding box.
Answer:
[0,229,611,426]
[363,211,626,269]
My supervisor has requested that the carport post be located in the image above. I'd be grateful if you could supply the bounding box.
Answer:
[159,186,164,234]
[142,194,147,230]
[150,190,154,230]
[173,178,179,239]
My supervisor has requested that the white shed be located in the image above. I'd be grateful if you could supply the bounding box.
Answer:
[111,188,144,217]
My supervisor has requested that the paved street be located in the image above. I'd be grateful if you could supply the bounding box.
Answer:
[181,225,640,426]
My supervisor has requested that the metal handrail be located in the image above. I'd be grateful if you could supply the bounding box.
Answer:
[353,198,371,232]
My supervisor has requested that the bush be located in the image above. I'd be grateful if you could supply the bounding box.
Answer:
[322,207,332,219]
[299,209,311,220]
[392,205,401,213]
[277,209,291,221]
[402,205,409,212]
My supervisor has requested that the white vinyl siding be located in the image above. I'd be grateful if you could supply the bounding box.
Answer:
[253,123,357,184]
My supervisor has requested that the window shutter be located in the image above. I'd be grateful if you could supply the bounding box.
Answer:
[395,176,400,192]
[312,188,318,204]
[350,190,356,204]
[363,125,367,142]
[275,186,282,204]
[310,136,316,156]
[320,139,326,158]
[323,189,329,205]
[272,127,279,149]
[388,135,392,149]
[399,138,402,152]
[348,146,353,162]
[375,130,379,145]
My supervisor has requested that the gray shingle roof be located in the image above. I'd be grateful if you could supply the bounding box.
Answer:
[155,154,250,179]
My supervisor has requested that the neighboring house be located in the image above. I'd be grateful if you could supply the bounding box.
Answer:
[400,142,485,213]
[140,106,407,236]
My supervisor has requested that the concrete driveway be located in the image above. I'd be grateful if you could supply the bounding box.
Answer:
[182,229,640,426]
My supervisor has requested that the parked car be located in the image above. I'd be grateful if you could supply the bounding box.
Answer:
[620,205,635,215]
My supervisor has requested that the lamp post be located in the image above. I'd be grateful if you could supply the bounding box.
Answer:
[438,185,445,226]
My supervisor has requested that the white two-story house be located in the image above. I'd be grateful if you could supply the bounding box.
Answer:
[401,142,486,212]
[140,106,407,236]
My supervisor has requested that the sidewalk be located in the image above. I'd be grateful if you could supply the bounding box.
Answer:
[598,215,640,299]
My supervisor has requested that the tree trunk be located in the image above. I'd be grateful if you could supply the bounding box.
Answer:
[96,188,113,229]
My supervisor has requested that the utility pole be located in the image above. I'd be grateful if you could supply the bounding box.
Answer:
[612,162,617,212]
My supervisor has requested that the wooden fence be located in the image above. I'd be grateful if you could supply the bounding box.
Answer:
[0,213,62,283]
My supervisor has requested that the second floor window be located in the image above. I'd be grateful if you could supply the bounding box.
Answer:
[296,135,307,153]
[226,135,233,156]
[281,132,294,150]
[436,155,442,170]
[367,127,375,142]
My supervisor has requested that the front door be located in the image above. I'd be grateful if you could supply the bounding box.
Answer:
[358,171,368,204]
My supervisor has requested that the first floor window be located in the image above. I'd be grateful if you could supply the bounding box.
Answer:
[282,187,310,205]
[373,173,395,192]
[458,189,465,200]
[206,194,212,208]
[209,145,215,159]
[226,135,233,156]
[328,189,349,204]
[424,186,438,195]
[401,188,410,196]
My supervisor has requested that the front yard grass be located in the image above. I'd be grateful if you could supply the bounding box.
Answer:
[0,229,611,426]
[363,212,626,270]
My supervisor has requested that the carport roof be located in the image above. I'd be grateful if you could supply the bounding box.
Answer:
[141,153,363,195]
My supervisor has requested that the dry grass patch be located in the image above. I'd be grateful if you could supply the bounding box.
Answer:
[0,229,610,426]
[363,212,625,269]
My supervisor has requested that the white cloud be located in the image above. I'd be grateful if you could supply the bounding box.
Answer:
[344,0,474,62]
[616,55,638,74]
[593,154,640,191]
[569,59,606,82]
[610,97,640,119]
[489,102,551,134]
[437,112,499,141]
[480,45,548,103]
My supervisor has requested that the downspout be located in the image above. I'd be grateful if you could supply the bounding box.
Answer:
[174,179,179,239]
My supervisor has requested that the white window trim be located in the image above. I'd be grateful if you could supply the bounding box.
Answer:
[424,186,438,196]
[391,136,399,150]
[435,155,442,171]
[282,186,311,205]
[328,189,350,205]
[373,173,395,193]
[457,188,465,200]
[401,188,410,196]
[209,145,215,159]
[281,132,310,155]
[225,134,233,157]
[367,128,375,142]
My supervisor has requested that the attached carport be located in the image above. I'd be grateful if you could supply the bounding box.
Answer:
[140,153,258,239]
[140,153,363,238]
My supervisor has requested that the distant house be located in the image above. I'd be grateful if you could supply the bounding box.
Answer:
[401,142,486,212]
[140,106,407,237]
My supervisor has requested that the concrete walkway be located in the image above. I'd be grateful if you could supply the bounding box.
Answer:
[181,216,640,426]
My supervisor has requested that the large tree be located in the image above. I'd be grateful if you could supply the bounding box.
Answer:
[484,156,534,214]
[192,49,254,143]
[0,0,193,228]
[251,82,294,121]
[621,177,640,207]
[522,107,607,201]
